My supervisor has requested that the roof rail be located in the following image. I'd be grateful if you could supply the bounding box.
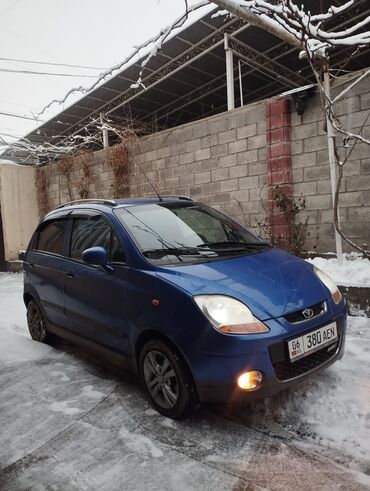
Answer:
[56,199,117,209]
[148,195,193,202]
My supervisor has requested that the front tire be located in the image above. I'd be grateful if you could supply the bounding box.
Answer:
[139,339,198,419]
[26,299,53,344]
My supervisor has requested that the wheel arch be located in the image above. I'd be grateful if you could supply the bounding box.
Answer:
[134,329,199,397]
[135,329,183,363]
[23,284,42,308]
[23,292,35,306]
[23,291,48,326]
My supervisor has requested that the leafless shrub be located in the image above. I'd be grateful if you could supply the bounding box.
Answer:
[57,156,74,200]
[257,185,318,257]
[35,167,49,218]
[107,145,130,199]
[75,153,92,199]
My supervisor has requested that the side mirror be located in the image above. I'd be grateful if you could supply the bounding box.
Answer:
[82,247,113,272]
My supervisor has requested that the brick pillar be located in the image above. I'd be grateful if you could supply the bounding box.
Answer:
[266,98,292,242]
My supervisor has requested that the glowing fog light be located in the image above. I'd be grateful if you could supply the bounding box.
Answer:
[237,371,263,391]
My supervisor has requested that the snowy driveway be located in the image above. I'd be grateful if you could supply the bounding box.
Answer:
[0,273,369,490]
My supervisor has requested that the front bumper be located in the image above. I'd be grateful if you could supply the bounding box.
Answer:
[192,301,347,403]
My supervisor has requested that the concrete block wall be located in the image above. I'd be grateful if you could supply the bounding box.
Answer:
[46,151,116,210]
[128,101,267,229]
[290,69,370,251]
[43,68,370,253]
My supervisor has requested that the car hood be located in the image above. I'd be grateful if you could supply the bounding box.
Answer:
[155,248,329,320]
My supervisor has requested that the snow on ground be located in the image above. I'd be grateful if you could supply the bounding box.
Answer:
[306,254,370,287]
[212,313,370,470]
[296,315,370,458]
[247,315,370,461]
[0,272,370,490]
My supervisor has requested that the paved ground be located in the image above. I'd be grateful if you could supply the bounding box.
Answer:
[0,273,369,490]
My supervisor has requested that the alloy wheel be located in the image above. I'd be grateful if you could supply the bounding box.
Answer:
[143,350,179,409]
[27,301,46,341]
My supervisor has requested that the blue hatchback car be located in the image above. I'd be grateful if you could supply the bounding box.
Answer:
[23,197,346,418]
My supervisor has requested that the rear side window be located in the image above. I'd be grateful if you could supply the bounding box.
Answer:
[70,216,125,263]
[36,221,66,256]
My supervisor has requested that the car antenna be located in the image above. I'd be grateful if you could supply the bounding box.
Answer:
[135,160,163,202]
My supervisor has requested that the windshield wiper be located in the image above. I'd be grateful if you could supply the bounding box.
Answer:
[142,247,215,259]
[197,240,270,250]
[143,242,270,260]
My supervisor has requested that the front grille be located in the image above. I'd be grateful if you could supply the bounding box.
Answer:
[284,301,326,324]
[272,339,339,381]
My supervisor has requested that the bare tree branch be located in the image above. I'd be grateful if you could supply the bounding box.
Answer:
[333,112,370,259]
[212,0,370,55]
[37,1,209,118]
[6,0,370,258]
[211,1,370,257]
[332,67,370,104]
[30,0,370,124]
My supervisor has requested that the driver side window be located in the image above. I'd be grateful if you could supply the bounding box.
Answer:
[70,215,125,263]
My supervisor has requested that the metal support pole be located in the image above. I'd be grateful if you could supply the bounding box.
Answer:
[323,70,343,263]
[238,59,244,107]
[224,34,235,111]
[100,113,109,149]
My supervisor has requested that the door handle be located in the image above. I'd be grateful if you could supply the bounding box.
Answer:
[66,272,74,278]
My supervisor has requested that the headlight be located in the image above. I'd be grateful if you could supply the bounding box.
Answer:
[193,295,269,334]
[313,266,342,304]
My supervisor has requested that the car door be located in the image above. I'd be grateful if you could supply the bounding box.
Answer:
[25,217,69,328]
[63,211,130,354]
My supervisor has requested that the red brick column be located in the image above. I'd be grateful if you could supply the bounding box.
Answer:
[266,98,292,241]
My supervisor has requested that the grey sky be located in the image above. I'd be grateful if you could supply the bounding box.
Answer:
[0,0,206,146]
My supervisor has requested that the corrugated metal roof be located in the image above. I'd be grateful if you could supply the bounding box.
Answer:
[5,0,370,162]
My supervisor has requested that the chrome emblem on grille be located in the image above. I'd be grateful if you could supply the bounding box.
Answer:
[302,308,314,319]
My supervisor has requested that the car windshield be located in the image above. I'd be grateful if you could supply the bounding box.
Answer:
[114,202,270,265]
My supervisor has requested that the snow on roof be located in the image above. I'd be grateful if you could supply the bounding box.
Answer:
[5,0,370,162]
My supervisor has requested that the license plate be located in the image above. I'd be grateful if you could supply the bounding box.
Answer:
[288,322,338,362]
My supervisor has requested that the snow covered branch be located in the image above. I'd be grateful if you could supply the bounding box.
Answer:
[5,115,145,164]
[7,0,370,258]
[211,0,370,56]
[37,1,208,118]
[35,0,370,120]
[210,0,370,257]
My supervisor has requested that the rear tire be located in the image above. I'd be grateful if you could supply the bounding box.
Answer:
[26,299,54,344]
[139,339,198,419]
